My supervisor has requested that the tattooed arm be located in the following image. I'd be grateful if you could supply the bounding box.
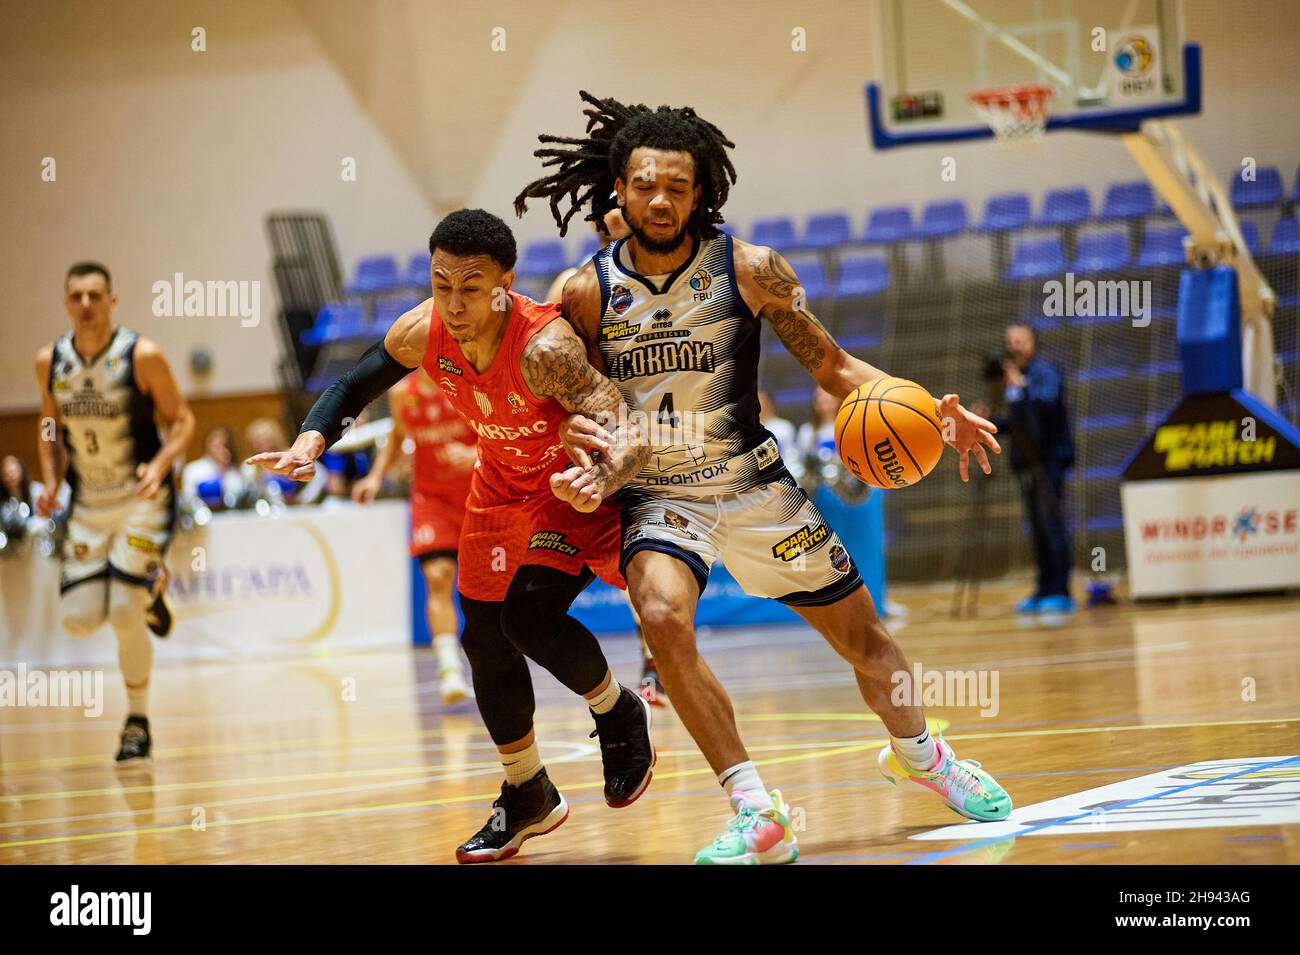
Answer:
[520,317,649,511]
[735,238,886,402]
[735,239,1000,481]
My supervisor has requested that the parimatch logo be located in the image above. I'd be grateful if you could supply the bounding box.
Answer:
[771,523,830,562]
[527,531,579,556]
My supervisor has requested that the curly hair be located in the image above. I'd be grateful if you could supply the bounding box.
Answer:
[428,208,518,271]
[513,90,737,239]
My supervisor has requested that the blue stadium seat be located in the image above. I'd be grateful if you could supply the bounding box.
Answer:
[301,301,366,345]
[1238,221,1260,257]
[372,294,421,332]
[837,331,881,351]
[750,217,798,250]
[517,240,568,277]
[1005,236,1065,280]
[1268,218,1300,254]
[787,257,828,299]
[345,255,400,295]
[1086,516,1125,531]
[1071,230,1130,273]
[1231,165,1283,208]
[831,255,889,298]
[1098,181,1155,220]
[1136,227,1188,267]
[1078,413,1136,431]
[979,193,1031,232]
[862,206,913,243]
[574,234,602,266]
[1140,359,1182,376]
[801,212,854,250]
[915,200,967,239]
[1037,187,1092,227]
[403,253,429,287]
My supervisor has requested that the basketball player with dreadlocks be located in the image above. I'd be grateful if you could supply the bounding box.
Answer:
[516,92,1011,864]
[547,209,667,708]
[249,210,655,863]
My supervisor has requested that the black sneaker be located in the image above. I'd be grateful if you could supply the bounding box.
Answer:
[639,659,668,708]
[145,589,173,638]
[455,770,569,864]
[115,715,151,763]
[589,686,655,808]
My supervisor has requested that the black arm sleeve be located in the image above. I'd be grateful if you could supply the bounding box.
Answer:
[299,340,414,448]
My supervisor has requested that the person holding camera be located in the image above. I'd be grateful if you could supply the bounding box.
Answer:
[976,324,1076,614]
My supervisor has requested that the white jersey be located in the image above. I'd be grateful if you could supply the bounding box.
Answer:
[593,233,781,497]
[48,327,164,505]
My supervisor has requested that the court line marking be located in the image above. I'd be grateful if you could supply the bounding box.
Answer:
[6,711,1300,852]
[904,754,1300,866]
[2,763,1186,834]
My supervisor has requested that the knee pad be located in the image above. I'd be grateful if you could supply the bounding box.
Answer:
[500,565,592,652]
[457,596,509,668]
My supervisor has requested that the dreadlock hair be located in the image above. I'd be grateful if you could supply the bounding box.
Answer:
[513,90,737,240]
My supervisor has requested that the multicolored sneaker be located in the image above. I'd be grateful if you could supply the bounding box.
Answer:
[694,790,798,865]
[877,739,1011,821]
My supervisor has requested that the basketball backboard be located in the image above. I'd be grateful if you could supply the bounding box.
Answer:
[866,0,1200,148]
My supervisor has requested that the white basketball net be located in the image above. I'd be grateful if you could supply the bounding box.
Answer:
[968,85,1054,145]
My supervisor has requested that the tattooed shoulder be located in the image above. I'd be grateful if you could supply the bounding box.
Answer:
[748,247,801,300]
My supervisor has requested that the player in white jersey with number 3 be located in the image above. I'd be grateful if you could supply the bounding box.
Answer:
[34,263,195,762]
[516,92,1011,863]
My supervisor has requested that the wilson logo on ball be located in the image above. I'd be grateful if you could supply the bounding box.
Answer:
[835,376,945,490]
[873,438,909,487]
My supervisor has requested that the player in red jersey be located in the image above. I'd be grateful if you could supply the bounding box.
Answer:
[351,368,476,705]
[248,209,654,863]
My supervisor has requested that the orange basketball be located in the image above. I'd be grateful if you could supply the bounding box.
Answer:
[835,377,946,489]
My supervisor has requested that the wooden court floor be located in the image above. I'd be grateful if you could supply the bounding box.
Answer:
[3,584,1298,865]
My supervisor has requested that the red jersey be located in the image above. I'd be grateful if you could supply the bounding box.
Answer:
[398,371,477,497]
[422,292,571,502]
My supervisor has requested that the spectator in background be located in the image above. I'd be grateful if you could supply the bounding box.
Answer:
[796,386,841,461]
[242,418,326,505]
[181,426,251,504]
[758,389,796,458]
[3,453,68,513]
[3,455,33,511]
[993,323,1076,614]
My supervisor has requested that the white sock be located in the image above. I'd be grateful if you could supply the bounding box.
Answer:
[891,727,939,771]
[718,761,773,812]
[433,634,461,675]
[502,740,543,786]
[587,674,622,715]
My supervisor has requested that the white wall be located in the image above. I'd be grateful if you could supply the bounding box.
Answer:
[3,0,1297,410]
[0,0,437,410]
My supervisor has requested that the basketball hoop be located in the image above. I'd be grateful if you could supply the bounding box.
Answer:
[968,84,1054,146]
